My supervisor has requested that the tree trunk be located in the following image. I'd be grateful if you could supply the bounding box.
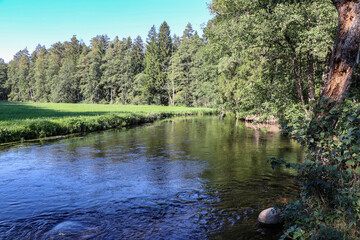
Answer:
[123,86,128,105]
[324,0,360,100]
[320,49,333,93]
[307,53,316,105]
[172,79,175,106]
[308,1,360,151]
[292,55,308,115]
[167,89,172,106]
[166,82,173,106]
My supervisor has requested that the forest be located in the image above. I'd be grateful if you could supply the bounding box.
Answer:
[1,0,359,125]
[1,0,360,239]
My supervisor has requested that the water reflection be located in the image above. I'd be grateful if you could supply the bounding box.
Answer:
[0,117,302,239]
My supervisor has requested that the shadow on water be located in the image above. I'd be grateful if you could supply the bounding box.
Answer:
[0,101,135,122]
[0,116,303,239]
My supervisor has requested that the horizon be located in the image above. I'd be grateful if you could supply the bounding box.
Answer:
[0,0,212,63]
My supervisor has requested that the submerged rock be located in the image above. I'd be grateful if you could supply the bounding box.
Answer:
[258,207,282,225]
[42,221,101,240]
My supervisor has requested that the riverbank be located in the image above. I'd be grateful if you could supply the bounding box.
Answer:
[0,102,217,144]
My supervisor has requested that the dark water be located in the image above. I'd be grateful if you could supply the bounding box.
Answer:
[0,117,303,240]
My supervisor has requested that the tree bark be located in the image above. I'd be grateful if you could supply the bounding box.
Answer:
[307,53,316,105]
[308,1,360,153]
[292,55,308,115]
[324,0,360,100]
[320,48,333,93]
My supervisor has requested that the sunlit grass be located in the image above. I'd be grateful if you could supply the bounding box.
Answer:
[0,101,217,143]
[0,102,214,123]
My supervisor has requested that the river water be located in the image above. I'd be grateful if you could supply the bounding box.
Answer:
[0,117,303,240]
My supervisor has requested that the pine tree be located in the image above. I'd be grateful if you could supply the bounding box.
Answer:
[64,35,83,64]
[190,45,219,108]
[49,42,65,75]
[172,34,181,52]
[143,22,173,105]
[157,21,173,104]
[80,35,108,103]
[120,37,133,104]
[45,47,62,103]
[101,37,121,103]
[28,45,44,101]
[51,58,78,103]
[33,46,48,101]
[168,24,204,106]
[128,36,145,103]
[132,36,145,75]
[143,25,160,104]
[182,23,195,41]
[0,58,7,100]
[75,45,90,102]
[81,51,102,103]
[90,35,110,56]
[6,49,31,101]
[101,36,133,103]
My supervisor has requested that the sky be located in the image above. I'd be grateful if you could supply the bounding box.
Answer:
[0,0,213,63]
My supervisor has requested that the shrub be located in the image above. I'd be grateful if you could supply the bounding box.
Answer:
[269,97,360,239]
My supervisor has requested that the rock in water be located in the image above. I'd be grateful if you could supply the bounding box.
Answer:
[42,221,101,240]
[258,207,281,225]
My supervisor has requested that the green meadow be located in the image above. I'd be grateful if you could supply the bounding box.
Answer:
[0,102,216,144]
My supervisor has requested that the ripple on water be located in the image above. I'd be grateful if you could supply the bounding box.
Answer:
[41,221,101,240]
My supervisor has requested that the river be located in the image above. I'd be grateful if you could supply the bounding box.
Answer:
[0,117,303,239]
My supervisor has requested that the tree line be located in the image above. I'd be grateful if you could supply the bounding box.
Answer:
[0,22,218,108]
[0,0,359,123]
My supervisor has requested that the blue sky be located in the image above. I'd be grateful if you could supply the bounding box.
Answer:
[0,0,213,62]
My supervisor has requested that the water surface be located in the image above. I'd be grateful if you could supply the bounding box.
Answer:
[0,117,303,239]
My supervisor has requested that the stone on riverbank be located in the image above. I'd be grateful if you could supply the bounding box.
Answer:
[258,207,282,225]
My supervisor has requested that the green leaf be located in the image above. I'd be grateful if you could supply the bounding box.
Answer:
[346,160,355,166]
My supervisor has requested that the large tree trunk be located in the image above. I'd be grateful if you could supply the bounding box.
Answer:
[324,0,360,100]
[308,1,360,155]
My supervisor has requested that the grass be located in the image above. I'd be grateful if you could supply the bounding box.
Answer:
[0,101,217,144]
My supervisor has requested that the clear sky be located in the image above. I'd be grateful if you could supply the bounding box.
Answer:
[0,0,213,62]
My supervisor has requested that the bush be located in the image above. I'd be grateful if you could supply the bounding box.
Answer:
[269,97,360,239]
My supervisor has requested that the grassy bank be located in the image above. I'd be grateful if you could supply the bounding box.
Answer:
[0,102,217,144]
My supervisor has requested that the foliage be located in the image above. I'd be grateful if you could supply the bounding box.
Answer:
[1,0,357,126]
[51,58,78,103]
[143,22,174,105]
[168,24,205,106]
[80,35,108,103]
[101,37,133,104]
[32,46,48,102]
[206,0,337,120]
[1,3,341,120]
[269,97,360,239]
[2,1,360,239]
[6,49,31,101]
